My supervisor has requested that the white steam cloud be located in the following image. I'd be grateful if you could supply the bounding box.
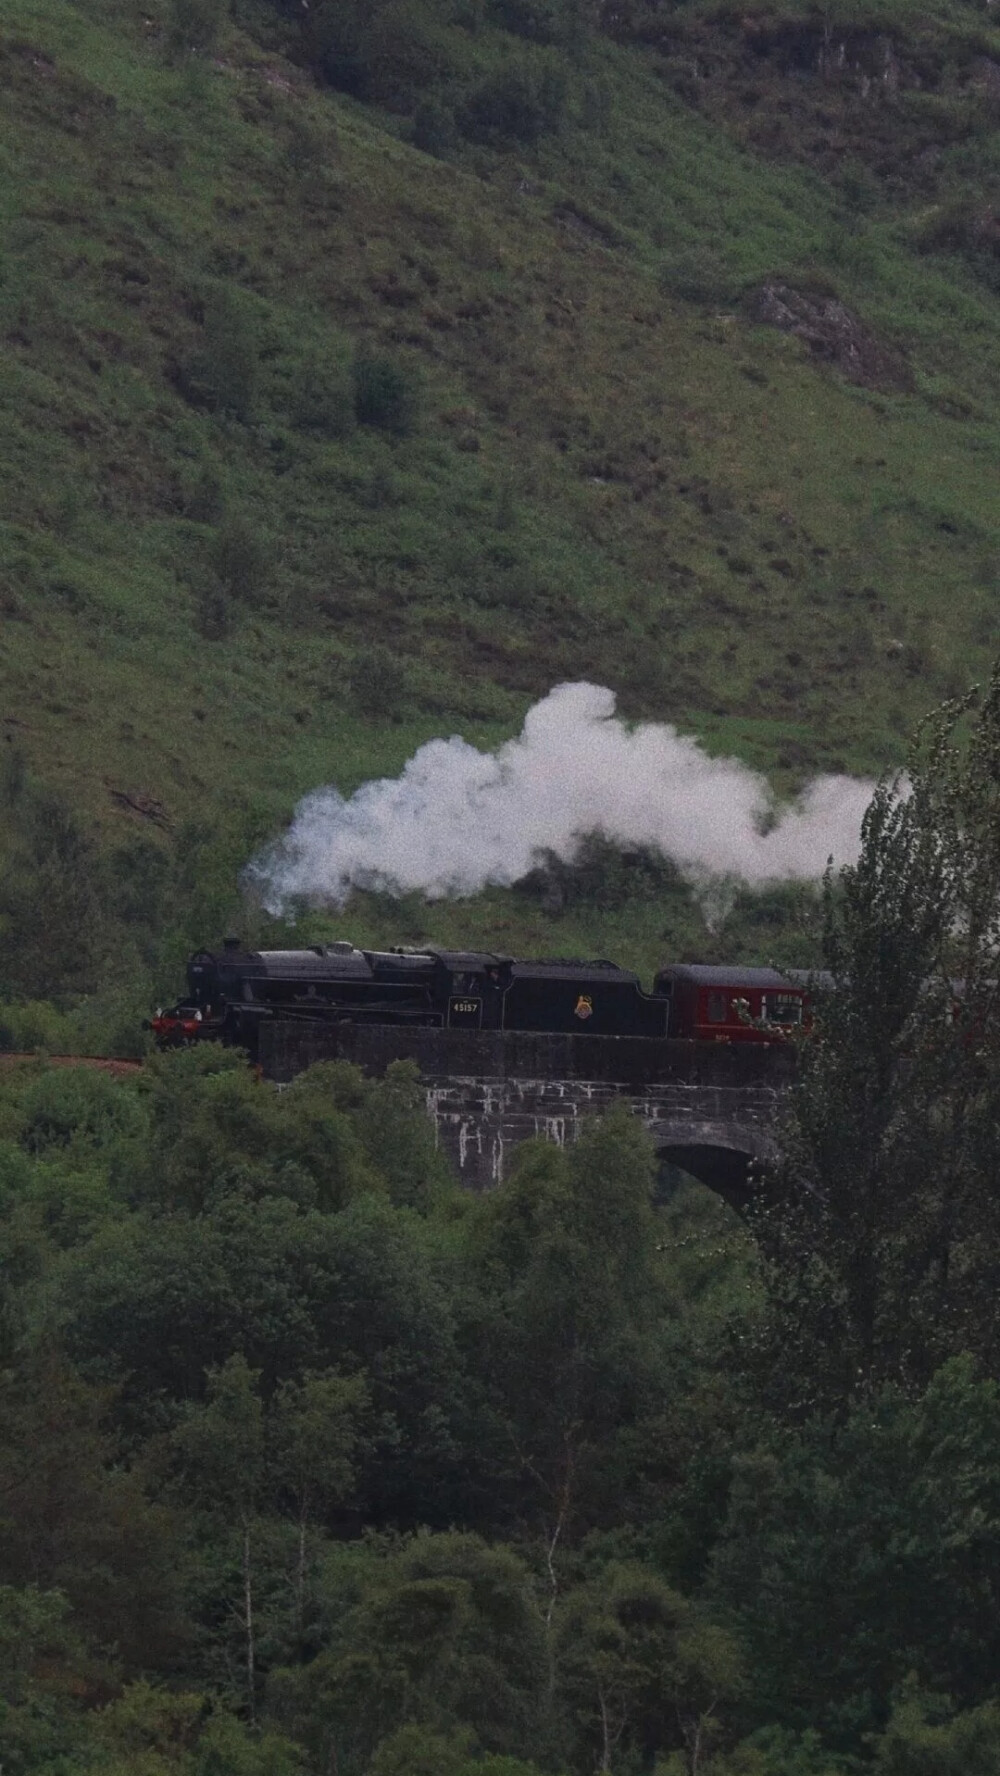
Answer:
[247,682,878,913]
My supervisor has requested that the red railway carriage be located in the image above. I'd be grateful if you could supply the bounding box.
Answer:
[653,964,814,1043]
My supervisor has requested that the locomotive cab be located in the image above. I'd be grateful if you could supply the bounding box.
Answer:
[425,951,511,1030]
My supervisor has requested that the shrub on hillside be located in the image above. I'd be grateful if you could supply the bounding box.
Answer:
[579,75,612,133]
[177,289,259,422]
[914,198,1000,291]
[360,465,401,509]
[212,514,268,604]
[363,1,460,105]
[301,0,460,102]
[181,463,226,524]
[192,570,233,640]
[167,0,227,55]
[351,351,419,436]
[348,647,408,718]
[413,96,458,157]
[489,0,590,47]
[301,0,368,93]
[199,287,260,422]
[283,112,335,178]
[0,744,28,809]
[290,356,356,438]
[459,62,566,146]
[0,790,104,998]
[659,246,734,306]
[517,834,684,914]
[835,158,880,215]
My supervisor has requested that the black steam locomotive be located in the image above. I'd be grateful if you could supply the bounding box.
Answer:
[150,938,815,1052]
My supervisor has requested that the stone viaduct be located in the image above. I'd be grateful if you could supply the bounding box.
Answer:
[259,1023,797,1211]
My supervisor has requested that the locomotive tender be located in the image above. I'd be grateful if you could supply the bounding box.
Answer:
[151,938,815,1057]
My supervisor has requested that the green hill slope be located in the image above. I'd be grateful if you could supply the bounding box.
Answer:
[2,0,999,1011]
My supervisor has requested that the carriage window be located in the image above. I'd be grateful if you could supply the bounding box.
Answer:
[707,991,728,1023]
[763,994,803,1025]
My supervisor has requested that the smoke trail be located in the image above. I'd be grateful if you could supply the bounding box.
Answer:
[246,682,879,913]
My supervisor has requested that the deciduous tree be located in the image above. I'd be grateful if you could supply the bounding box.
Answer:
[753,668,1000,1406]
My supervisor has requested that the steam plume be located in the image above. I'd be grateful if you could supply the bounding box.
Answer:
[246,682,877,913]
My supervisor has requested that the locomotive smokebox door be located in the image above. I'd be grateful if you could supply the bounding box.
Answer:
[448,996,483,1028]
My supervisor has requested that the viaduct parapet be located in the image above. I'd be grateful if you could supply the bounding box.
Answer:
[259,1024,796,1208]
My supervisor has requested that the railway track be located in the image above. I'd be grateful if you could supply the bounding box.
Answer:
[0,1054,143,1077]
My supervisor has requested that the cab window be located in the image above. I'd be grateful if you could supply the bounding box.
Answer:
[762,993,803,1025]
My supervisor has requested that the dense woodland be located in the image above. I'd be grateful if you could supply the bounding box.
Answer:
[4,685,1000,1776]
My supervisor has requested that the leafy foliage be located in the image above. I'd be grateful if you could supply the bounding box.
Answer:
[0,936,998,1773]
[351,352,420,437]
[711,1358,1000,1742]
[751,668,1000,1407]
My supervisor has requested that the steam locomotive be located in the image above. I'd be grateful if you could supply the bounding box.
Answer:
[150,938,816,1053]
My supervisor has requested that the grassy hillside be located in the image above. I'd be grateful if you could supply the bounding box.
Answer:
[2,0,1000,1016]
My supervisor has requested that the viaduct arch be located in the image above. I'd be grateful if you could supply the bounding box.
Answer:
[260,1023,795,1210]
